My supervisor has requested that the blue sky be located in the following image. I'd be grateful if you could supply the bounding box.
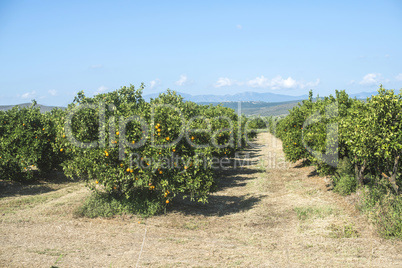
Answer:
[0,0,401,106]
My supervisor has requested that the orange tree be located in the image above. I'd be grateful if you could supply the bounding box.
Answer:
[0,101,64,181]
[342,87,402,191]
[275,90,315,163]
[275,90,355,175]
[56,84,248,214]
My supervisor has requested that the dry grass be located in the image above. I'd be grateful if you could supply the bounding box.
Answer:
[1,132,402,267]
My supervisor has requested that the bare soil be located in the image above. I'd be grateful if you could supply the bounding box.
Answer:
[1,132,402,267]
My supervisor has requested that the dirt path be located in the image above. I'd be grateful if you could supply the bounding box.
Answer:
[1,132,402,267]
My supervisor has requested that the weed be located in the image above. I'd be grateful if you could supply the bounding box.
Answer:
[329,223,359,238]
[360,181,402,238]
[332,157,357,196]
[333,175,357,196]
[74,191,163,218]
[294,206,336,221]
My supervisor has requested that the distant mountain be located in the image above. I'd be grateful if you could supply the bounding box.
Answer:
[0,90,379,117]
[198,100,301,116]
[145,90,378,103]
[349,91,378,99]
[144,91,308,103]
[0,103,65,113]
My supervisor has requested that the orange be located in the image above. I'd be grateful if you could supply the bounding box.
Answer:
[191,136,195,141]
[116,131,119,135]
[166,200,169,204]
[120,163,124,167]
[132,140,135,144]
[165,137,170,141]
[172,149,176,152]
[42,128,45,131]
[60,148,63,152]
[95,180,99,184]
[159,170,163,174]
[126,168,130,172]
[157,128,161,132]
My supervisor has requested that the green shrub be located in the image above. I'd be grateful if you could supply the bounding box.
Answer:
[74,191,163,218]
[360,182,402,238]
[332,157,357,195]
[333,175,357,196]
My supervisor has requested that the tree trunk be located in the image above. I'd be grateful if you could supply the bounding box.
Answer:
[357,159,366,186]
[381,155,400,194]
[354,156,364,186]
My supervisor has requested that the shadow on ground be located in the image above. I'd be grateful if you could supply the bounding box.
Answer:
[170,193,264,217]
[0,171,75,198]
[169,145,265,217]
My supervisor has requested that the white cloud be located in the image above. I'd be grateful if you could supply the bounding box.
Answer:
[149,79,161,89]
[395,73,402,81]
[270,76,297,89]
[359,73,388,85]
[95,85,109,94]
[48,89,57,96]
[175,75,192,86]
[303,78,321,88]
[90,64,103,69]
[247,75,270,88]
[214,77,239,88]
[21,91,36,99]
[246,75,319,90]
[236,24,242,30]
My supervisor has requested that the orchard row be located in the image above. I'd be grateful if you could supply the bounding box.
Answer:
[0,84,257,211]
[271,86,401,193]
